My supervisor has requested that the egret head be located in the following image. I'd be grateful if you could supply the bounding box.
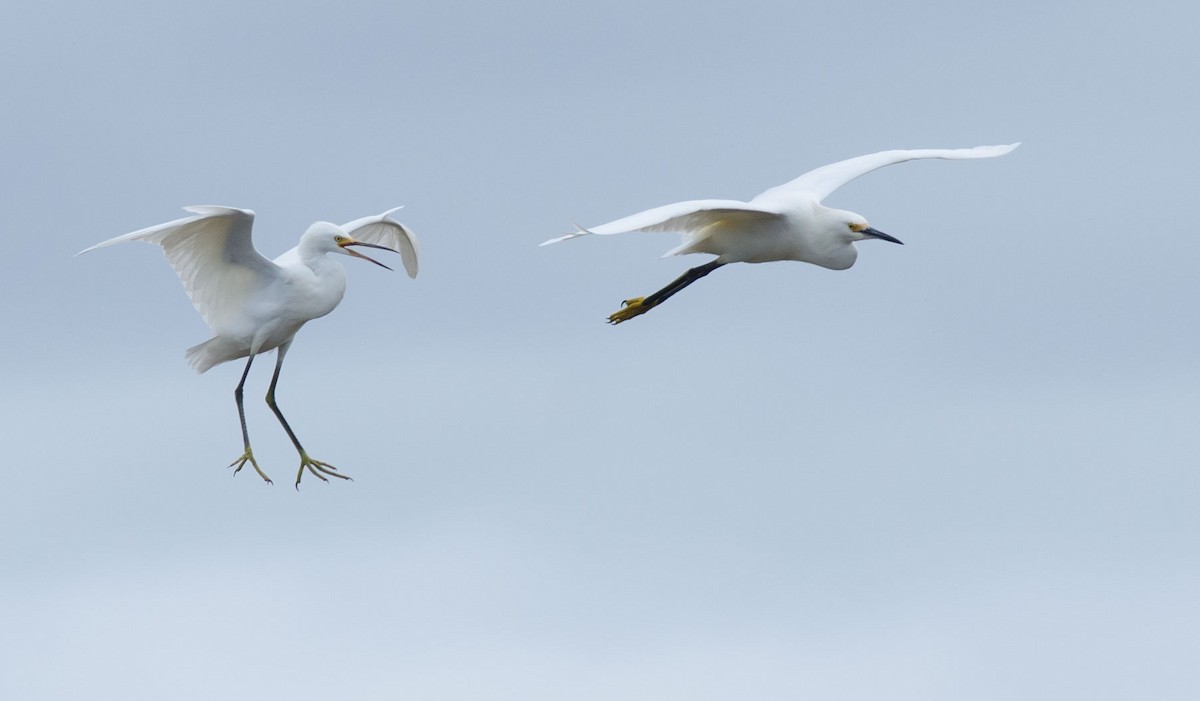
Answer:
[303,222,395,270]
[838,211,903,246]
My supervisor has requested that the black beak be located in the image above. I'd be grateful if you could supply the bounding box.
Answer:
[863,227,903,245]
[342,241,396,270]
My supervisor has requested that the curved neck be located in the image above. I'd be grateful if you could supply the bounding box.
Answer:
[297,235,337,271]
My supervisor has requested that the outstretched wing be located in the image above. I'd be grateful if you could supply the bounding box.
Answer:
[541,199,782,245]
[752,143,1021,204]
[79,206,281,333]
[339,207,419,279]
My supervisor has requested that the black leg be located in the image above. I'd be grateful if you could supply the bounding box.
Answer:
[265,343,351,488]
[235,354,254,452]
[643,260,726,307]
[609,260,726,324]
[228,354,272,484]
[265,347,305,456]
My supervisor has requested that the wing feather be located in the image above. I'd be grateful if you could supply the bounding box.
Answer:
[542,199,781,245]
[752,143,1020,204]
[79,206,281,334]
[340,207,420,278]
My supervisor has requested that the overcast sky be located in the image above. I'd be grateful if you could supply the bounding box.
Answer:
[1,1,1197,699]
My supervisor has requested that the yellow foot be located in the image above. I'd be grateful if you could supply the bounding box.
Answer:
[229,447,273,485]
[294,451,353,489]
[608,297,654,324]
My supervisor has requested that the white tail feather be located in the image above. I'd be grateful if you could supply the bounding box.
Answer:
[186,337,248,374]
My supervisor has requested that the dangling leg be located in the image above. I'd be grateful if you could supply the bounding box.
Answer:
[228,354,273,484]
[265,341,351,489]
[608,260,726,324]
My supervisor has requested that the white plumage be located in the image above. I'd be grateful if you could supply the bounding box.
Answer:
[80,206,419,487]
[543,144,1019,323]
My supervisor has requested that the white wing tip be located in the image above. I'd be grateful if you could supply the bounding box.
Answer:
[540,224,594,246]
[976,143,1020,156]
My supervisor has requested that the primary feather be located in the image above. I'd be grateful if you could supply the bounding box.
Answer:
[752,143,1020,205]
[79,206,280,336]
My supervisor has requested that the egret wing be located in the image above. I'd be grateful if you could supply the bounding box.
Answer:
[80,206,281,333]
[752,143,1020,204]
[541,199,782,245]
[340,207,419,278]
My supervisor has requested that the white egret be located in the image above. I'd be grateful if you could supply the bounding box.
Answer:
[80,206,419,487]
[543,143,1019,323]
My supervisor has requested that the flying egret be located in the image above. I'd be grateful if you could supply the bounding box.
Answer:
[543,143,1019,323]
[80,206,419,487]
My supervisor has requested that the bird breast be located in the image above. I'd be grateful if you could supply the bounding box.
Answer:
[277,260,348,322]
[218,263,346,355]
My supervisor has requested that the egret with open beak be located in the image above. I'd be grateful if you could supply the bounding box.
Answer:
[80,206,420,487]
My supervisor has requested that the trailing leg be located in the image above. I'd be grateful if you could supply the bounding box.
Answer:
[608,260,726,324]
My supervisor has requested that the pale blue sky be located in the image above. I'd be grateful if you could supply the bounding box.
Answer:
[1,1,1197,699]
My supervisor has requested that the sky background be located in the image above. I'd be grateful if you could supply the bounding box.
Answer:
[2,1,1197,698]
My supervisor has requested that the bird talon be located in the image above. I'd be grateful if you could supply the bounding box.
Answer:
[228,448,273,484]
[608,297,651,324]
[294,453,352,488]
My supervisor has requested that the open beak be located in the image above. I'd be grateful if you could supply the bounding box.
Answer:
[863,227,903,245]
[340,240,395,270]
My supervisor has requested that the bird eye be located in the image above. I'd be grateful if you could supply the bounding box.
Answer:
[334,236,346,243]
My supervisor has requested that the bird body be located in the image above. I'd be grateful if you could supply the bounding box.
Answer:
[543,143,1019,323]
[185,222,356,373]
[80,205,419,486]
[657,202,859,269]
